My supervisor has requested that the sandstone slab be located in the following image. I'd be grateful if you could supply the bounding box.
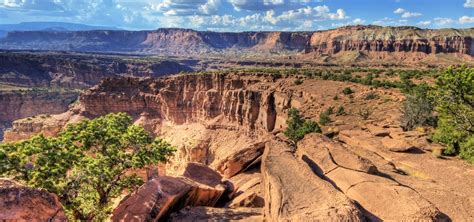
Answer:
[262,139,363,221]
[297,134,443,221]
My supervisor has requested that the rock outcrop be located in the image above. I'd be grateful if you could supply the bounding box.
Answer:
[0,179,67,221]
[262,139,364,221]
[297,134,443,221]
[0,90,77,140]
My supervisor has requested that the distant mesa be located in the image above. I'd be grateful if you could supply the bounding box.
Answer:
[0,25,471,60]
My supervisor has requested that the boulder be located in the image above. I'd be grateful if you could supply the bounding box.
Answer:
[380,137,416,152]
[227,170,264,208]
[111,176,192,221]
[169,206,263,222]
[365,124,390,137]
[297,134,444,221]
[215,141,266,178]
[262,139,364,221]
[112,164,226,221]
[0,179,67,221]
[177,162,223,187]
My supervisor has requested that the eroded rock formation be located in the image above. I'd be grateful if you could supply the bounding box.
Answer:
[0,90,77,140]
[1,26,472,58]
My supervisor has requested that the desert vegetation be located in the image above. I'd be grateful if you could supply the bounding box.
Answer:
[398,66,473,162]
[0,113,176,220]
[284,108,321,144]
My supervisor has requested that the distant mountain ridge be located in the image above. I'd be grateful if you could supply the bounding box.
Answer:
[0,22,120,32]
[0,25,472,62]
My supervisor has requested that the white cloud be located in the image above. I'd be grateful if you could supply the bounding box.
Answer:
[199,0,221,15]
[401,12,422,18]
[464,0,474,7]
[393,8,405,14]
[394,8,421,19]
[417,20,431,26]
[459,15,474,24]
[433,17,455,26]
[352,18,365,24]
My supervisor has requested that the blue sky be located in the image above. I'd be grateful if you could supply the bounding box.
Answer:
[0,0,473,31]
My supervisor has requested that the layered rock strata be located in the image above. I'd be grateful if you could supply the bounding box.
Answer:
[1,26,472,57]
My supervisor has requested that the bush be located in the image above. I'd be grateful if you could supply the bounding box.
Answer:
[430,66,473,162]
[325,106,334,115]
[336,106,346,116]
[342,87,354,95]
[0,113,176,220]
[294,79,303,85]
[400,83,436,130]
[364,92,379,100]
[284,108,322,143]
[333,95,339,100]
[319,112,332,126]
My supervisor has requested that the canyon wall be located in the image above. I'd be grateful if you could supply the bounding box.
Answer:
[79,74,281,133]
[0,26,472,57]
[0,52,193,89]
[0,90,78,140]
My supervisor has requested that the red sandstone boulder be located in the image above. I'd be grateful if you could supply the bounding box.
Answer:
[112,163,226,221]
[0,179,67,221]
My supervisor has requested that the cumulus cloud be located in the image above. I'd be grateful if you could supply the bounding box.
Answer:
[459,15,474,24]
[464,0,474,7]
[393,8,421,18]
[352,18,365,24]
[433,17,455,26]
[417,20,431,26]
[228,0,313,11]
[393,8,405,14]
[401,12,422,18]
[149,0,219,16]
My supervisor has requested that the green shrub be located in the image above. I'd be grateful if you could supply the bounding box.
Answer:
[325,106,334,115]
[430,66,473,162]
[342,87,354,95]
[319,112,332,126]
[294,79,303,85]
[336,106,346,116]
[400,83,436,130]
[333,95,339,100]
[284,108,322,143]
[364,92,379,100]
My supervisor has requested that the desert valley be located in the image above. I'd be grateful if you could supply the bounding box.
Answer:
[0,3,473,221]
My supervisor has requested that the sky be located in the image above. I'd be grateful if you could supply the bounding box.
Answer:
[0,0,473,31]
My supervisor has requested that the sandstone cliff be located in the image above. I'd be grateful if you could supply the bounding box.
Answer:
[0,52,193,89]
[0,90,77,140]
[1,26,472,60]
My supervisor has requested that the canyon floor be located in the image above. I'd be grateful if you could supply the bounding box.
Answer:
[2,70,473,221]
